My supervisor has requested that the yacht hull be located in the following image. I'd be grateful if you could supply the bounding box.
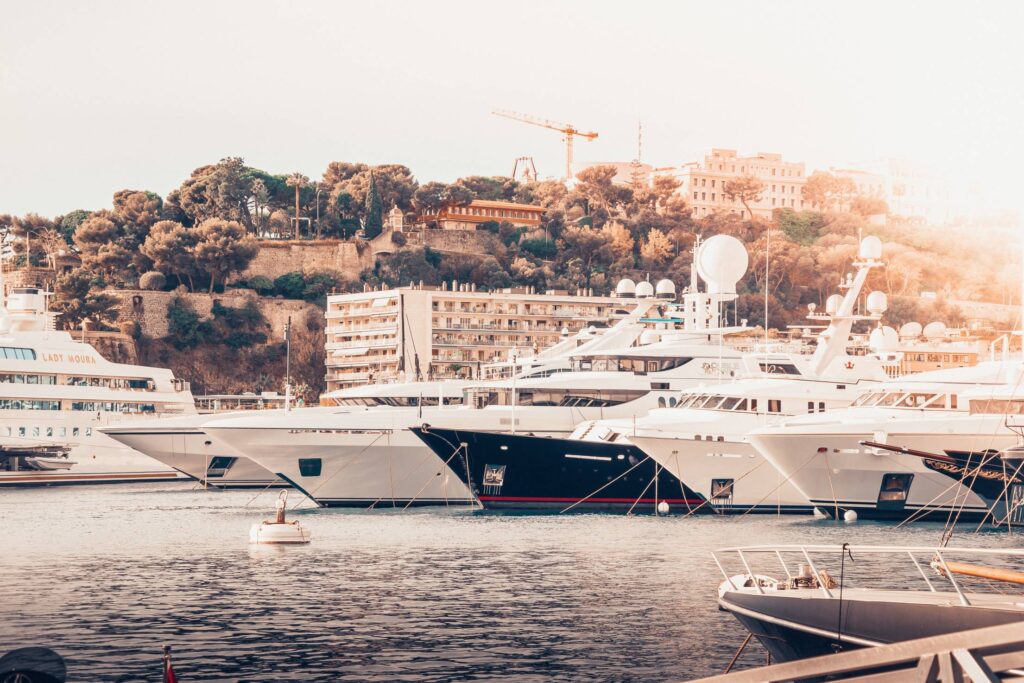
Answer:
[629,435,811,514]
[206,425,475,507]
[410,427,706,513]
[100,427,284,489]
[720,587,1024,663]
[750,431,996,521]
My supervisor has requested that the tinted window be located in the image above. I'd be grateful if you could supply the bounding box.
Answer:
[298,458,322,477]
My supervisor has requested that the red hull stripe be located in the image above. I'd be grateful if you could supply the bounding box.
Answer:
[478,496,704,504]
[0,472,180,483]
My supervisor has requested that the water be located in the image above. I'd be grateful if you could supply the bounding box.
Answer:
[1,483,1018,682]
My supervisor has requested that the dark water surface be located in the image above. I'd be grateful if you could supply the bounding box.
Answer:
[0,483,1016,682]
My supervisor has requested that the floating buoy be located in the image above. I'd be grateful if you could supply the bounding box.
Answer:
[813,507,829,519]
[657,500,670,515]
[843,509,858,523]
[250,491,312,544]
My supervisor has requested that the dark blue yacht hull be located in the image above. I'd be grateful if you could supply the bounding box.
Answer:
[409,426,707,514]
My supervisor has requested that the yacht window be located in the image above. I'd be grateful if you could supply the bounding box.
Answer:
[298,458,323,477]
[875,392,907,407]
[970,399,1024,415]
[18,427,25,437]
[85,428,92,436]
[31,427,39,437]
[705,396,728,410]
[807,401,815,413]
[950,395,958,410]
[58,427,66,437]
[45,427,52,437]
[768,400,782,413]
[657,397,666,408]
[72,427,79,437]
[668,397,678,408]
[734,399,748,411]
[852,392,881,407]
[818,402,825,412]
[895,393,937,409]
[759,362,801,375]
[749,399,758,412]
[720,397,741,411]
[0,347,36,360]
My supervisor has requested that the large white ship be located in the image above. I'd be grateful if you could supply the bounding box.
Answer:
[0,284,196,485]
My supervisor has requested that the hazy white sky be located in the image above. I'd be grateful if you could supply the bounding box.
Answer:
[2,0,1022,216]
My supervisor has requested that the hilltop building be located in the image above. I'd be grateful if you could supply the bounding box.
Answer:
[681,148,807,219]
[324,284,633,391]
[416,199,544,231]
[840,159,952,224]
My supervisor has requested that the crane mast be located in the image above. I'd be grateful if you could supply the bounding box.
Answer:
[492,109,598,181]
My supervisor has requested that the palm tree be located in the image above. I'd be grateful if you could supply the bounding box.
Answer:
[286,173,309,238]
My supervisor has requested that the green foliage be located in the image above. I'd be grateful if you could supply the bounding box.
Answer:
[167,298,214,349]
[776,209,826,245]
[423,246,442,269]
[390,231,407,246]
[379,249,441,286]
[520,237,557,259]
[59,210,90,244]
[139,271,166,291]
[273,272,306,299]
[246,275,275,295]
[363,173,383,239]
[51,269,121,330]
[480,220,500,234]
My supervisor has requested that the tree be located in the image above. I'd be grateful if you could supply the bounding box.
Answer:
[51,269,121,330]
[192,218,258,292]
[140,220,199,290]
[74,215,132,279]
[603,221,635,266]
[575,165,633,215]
[139,271,166,290]
[640,228,673,270]
[557,225,614,288]
[59,210,90,244]
[851,195,889,216]
[363,173,384,239]
[286,172,309,238]
[723,174,764,220]
[651,175,683,212]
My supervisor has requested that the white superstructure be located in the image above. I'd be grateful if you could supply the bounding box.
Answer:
[0,285,196,485]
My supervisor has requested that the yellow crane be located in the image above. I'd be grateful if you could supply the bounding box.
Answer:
[492,109,598,181]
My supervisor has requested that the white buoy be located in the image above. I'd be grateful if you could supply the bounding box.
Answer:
[813,507,828,519]
[843,509,858,523]
[250,491,312,544]
[657,501,670,515]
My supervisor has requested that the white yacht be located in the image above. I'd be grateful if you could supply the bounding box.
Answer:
[99,379,474,489]
[0,284,196,485]
[747,359,1021,520]
[205,235,755,508]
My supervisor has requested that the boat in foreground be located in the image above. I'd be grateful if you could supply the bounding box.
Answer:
[713,544,1024,663]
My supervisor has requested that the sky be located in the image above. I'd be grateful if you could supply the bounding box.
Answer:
[2,0,1023,216]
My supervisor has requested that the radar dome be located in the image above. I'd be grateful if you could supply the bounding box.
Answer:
[825,294,844,315]
[866,291,888,315]
[655,279,676,299]
[635,280,655,298]
[868,326,899,351]
[859,235,883,260]
[615,278,636,298]
[696,234,749,295]
[899,322,922,339]
[923,321,947,340]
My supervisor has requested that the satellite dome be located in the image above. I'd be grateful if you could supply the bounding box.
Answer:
[696,235,749,295]
[655,279,676,299]
[859,235,883,260]
[825,294,844,315]
[868,326,899,351]
[615,278,637,298]
[560,326,570,337]
[923,321,947,340]
[635,280,655,298]
[866,290,888,315]
[899,321,923,339]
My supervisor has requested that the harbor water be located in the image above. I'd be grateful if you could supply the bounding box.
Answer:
[1,483,1018,682]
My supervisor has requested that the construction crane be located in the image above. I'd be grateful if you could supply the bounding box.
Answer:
[492,109,598,181]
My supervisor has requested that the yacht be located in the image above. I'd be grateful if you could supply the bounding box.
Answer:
[714,543,1024,662]
[0,284,196,485]
[205,235,755,508]
[99,380,473,489]
[411,236,889,513]
[747,359,1021,520]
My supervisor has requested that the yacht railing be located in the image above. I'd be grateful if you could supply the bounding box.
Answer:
[712,544,1024,607]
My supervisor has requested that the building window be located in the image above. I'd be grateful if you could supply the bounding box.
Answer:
[701,192,706,200]
[693,192,698,200]
[711,180,716,188]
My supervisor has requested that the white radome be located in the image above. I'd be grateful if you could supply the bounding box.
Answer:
[615,278,637,297]
[859,235,883,260]
[696,235,749,295]
[825,294,844,315]
[635,280,655,298]
[899,321,923,339]
[866,290,888,314]
[655,279,676,298]
[923,321,948,340]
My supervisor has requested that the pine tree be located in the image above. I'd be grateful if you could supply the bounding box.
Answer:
[363,173,383,239]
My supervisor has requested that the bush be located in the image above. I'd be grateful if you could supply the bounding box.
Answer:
[247,275,274,295]
[167,298,213,350]
[139,271,166,291]
[520,238,557,259]
[302,270,347,301]
[479,220,500,234]
[273,272,306,299]
[390,231,407,246]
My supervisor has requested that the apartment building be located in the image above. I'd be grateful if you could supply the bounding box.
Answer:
[324,284,635,392]
[683,148,806,219]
